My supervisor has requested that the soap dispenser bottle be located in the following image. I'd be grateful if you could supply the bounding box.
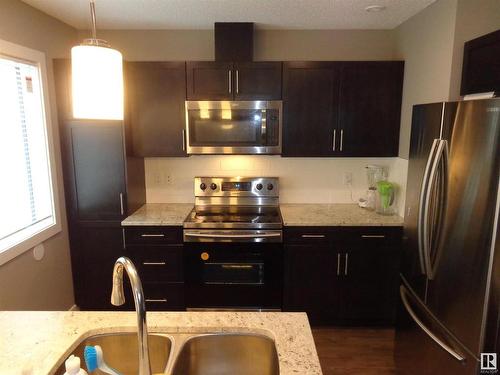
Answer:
[63,355,88,375]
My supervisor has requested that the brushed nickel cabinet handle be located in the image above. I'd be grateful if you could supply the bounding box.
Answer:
[332,129,336,151]
[119,193,124,215]
[142,262,166,266]
[145,298,167,303]
[236,70,239,94]
[122,228,126,250]
[182,129,186,151]
[228,70,232,93]
[344,253,349,275]
[140,234,165,238]
[301,234,326,238]
[340,129,344,152]
[361,235,386,238]
[337,253,341,276]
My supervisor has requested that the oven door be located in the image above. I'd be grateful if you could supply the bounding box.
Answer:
[184,241,283,310]
[185,101,282,154]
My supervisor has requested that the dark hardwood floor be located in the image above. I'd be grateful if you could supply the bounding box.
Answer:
[312,327,396,375]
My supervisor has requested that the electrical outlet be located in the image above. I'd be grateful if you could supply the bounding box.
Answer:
[166,174,173,185]
[153,172,162,185]
[343,172,352,186]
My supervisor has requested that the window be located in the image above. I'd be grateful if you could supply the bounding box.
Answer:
[0,39,61,265]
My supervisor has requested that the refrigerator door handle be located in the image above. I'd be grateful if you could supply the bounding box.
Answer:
[422,139,448,280]
[400,285,465,363]
[418,139,439,276]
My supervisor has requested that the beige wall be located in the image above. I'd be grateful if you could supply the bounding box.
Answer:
[395,0,458,159]
[0,0,77,310]
[449,0,500,99]
[395,0,500,159]
[78,29,397,61]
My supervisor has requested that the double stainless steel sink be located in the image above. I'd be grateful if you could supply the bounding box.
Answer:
[53,332,279,375]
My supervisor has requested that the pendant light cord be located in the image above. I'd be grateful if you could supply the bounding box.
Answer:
[90,0,97,41]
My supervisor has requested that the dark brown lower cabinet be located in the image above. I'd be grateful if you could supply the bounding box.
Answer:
[123,226,185,311]
[284,244,340,324]
[71,223,132,311]
[283,226,402,326]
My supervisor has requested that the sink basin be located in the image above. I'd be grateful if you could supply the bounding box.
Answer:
[171,333,279,375]
[53,333,171,375]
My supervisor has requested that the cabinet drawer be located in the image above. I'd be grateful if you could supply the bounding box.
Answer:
[284,227,332,244]
[128,245,183,282]
[124,226,182,245]
[143,282,185,311]
[342,227,403,245]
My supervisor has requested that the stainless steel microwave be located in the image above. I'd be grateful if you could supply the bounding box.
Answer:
[185,100,282,154]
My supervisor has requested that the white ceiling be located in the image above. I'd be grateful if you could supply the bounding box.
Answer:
[22,0,436,30]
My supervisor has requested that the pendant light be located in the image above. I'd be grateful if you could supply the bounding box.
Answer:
[71,0,123,120]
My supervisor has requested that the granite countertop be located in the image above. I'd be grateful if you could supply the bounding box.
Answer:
[0,311,321,375]
[280,203,404,227]
[121,203,193,226]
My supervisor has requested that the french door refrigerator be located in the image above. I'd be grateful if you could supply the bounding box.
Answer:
[395,98,500,375]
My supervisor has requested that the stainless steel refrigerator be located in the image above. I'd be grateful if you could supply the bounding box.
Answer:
[395,98,500,375]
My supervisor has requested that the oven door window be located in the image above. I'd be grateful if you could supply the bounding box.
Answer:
[187,109,265,147]
[203,262,264,285]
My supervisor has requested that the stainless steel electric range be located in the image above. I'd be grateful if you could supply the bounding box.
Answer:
[183,177,283,311]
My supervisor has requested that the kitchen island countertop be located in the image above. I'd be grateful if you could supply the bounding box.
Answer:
[0,311,322,375]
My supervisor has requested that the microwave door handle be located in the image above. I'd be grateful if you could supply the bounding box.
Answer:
[261,109,267,144]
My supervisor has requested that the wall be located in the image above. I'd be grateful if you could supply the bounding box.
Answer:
[78,29,397,61]
[395,0,500,159]
[146,156,407,212]
[0,0,77,310]
[395,0,458,160]
[448,0,500,99]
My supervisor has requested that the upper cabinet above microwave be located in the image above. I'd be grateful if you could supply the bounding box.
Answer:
[186,62,282,101]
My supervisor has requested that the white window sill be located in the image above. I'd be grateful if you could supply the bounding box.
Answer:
[0,218,61,266]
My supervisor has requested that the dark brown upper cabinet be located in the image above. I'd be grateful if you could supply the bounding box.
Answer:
[232,62,282,100]
[337,61,404,157]
[186,62,233,100]
[186,61,282,100]
[126,62,187,157]
[282,62,340,157]
[282,61,404,157]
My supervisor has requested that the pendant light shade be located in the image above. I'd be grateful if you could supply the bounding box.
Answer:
[71,1,123,120]
[72,44,123,120]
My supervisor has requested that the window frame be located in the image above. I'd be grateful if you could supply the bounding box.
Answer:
[0,38,62,265]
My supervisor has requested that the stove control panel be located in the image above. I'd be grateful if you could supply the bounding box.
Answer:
[194,177,279,197]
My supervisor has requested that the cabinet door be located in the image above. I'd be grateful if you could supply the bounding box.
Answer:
[68,121,126,221]
[233,62,282,100]
[186,62,233,100]
[284,244,341,324]
[337,61,404,157]
[282,62,340,156]
[339,243,400,324]
[72,224,132,310]
[126,62,187,157]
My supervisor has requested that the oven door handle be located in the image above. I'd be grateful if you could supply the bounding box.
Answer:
[184,232,281,239]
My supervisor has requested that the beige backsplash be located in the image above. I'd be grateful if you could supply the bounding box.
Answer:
[145,156,408,217]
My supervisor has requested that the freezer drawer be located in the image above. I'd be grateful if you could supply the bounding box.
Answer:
[395,284,479,375]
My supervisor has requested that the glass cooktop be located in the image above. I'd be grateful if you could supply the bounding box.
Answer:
[183,206,283,229]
